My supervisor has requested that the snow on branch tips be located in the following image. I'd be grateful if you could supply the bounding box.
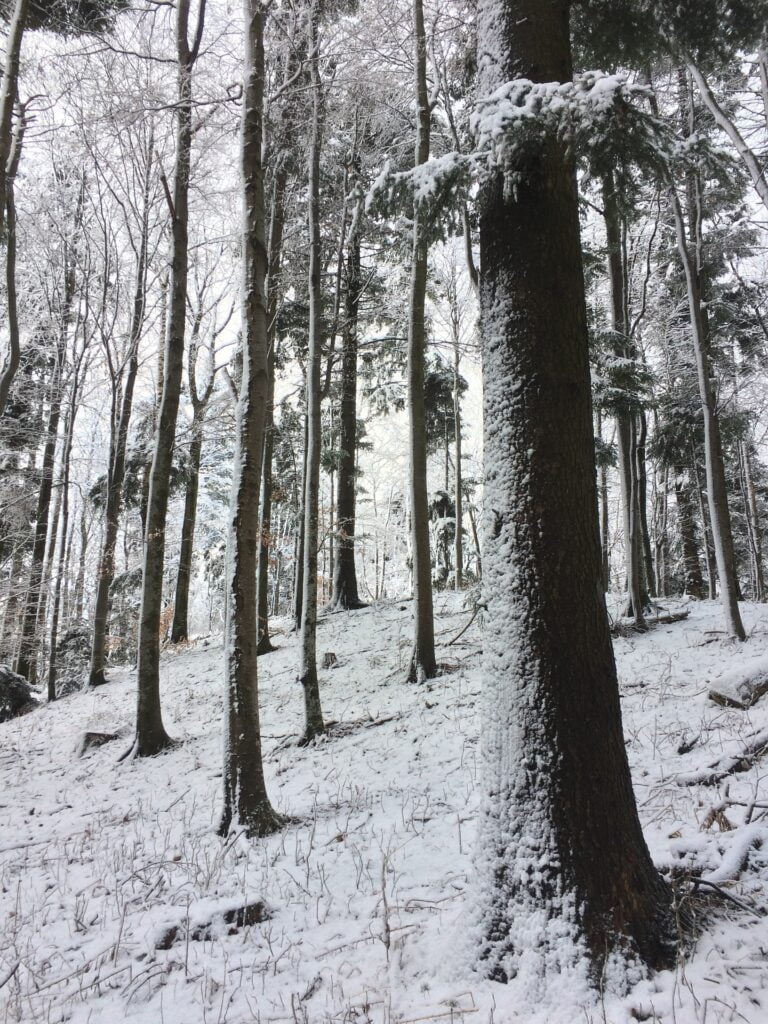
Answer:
[366,72,733,232]
[365,152,477,241]
[470,72,671,178]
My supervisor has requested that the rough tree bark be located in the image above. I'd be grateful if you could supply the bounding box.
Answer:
[406,0,436,682]
[219,0,281,837]
[473,0,676,991]
[129,0,205,756]
[297,0,327,744]
[674,465,706,598]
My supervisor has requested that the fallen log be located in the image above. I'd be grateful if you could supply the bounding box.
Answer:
[708,654,768,709]
[610,609,690,638]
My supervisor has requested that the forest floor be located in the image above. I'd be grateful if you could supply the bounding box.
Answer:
[2,594,768,1024]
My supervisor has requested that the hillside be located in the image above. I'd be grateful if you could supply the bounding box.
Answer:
[2,596,768,1024]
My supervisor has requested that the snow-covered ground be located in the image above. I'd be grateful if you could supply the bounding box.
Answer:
[1,596,768,1024]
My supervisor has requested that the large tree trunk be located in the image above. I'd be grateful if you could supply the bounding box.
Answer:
[89,147,152,686]
[473,0,675,991]
[406,0,436,683]
[130,0,205,756]
[330,181,365,611]
[297,0,326,744]
[219,0,281,837]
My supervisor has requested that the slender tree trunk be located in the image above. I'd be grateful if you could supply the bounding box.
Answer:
[739,441,765,601]
[602,173,646,627]
[596,408,610,590]
[0,544,23,663]
[453,342,463,590]
[692,454,717,599]
[331,182,365,610]
[668,184,745,639]
[15,370,63,683]
[170,418,203,642]
[298,0,326,743]
[688,62,768,214]
[654,464,669,597]
[89,147,151,686]
[406,0,436,683]
[47,373,82,699]
[219,0,281,837]
[0,0,28,251]
[0,109,25,417]
[636,409,655,596]
[473,0,675,989]
[257,165,288,654]
[130,0,205,756]
[73,509,88,622]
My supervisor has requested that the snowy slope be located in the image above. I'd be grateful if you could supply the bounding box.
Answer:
[1,596,767,1024]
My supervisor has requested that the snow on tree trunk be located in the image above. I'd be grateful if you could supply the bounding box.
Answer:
[472,0,676,995]
[406,0,436,684]
[298,0,326,744]
[219,0,281,838]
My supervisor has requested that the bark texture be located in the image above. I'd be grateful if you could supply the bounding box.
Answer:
[406,0,436,683]
[297,0,326,743]
[473,0,676,990]
[219,0,281,837]
[130,0,205,756]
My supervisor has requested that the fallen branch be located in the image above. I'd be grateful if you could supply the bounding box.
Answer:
[610,610,689,637]
[701,824,767,885]
[691,878,765,918]
[0,960,20,990]
[676,728,768,786]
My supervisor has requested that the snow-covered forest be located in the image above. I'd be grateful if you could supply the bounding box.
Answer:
[2,0,768,1021]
